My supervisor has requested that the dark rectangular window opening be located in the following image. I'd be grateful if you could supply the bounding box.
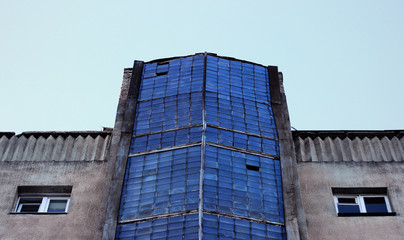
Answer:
[156,61,169,76]
[157,61,169,66]
[246,164,260,171]
[156,71,168,76]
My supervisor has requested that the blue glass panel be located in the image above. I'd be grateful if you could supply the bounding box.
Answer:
[204,146,284,223]
[364,197,388,213]
[138,56,203,102]
[337,205,360,213]
[119,146,201,221]
[205,93,277,139]
[116,214,199,240]
[206,56,271,104]
[130,127,202,153]
[203,214,286,240]
[133,92,203,135]
[205,127,279,155]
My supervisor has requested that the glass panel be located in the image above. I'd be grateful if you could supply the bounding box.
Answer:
[204,146,284,223]
[18,198,42,212]
[116,214,199,240]
[364,197,388,213]
[337,204,360,213]
[202,214,286,240]
[47,199,68,213]
[119,146,201,221]
[20,204,41,212]
[338,197,356,204]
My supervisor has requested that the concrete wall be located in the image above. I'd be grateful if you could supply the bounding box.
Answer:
[293,130,404,240]
[270,71,308,240]
[0,160,109,240]
[0,131,111,240]
[297,162,404,240]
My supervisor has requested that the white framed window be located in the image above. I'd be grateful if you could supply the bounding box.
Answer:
[332,188,395,216]
[16,196,70,213]
[334,195,391,214]
[13,186,72,214]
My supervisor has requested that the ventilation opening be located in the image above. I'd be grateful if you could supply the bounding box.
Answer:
[157,61,169,65]
[156,61,169,76]
[156,71,168,76]
[246,164,260,171]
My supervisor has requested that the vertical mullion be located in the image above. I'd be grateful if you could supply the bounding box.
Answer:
[384,196,392,212]
[39,197,48,212]
[198,53,208,240]
[358,195,366,213]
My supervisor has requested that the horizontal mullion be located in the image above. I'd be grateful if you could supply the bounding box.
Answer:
[206,124,278,141]
[206,142,279,160]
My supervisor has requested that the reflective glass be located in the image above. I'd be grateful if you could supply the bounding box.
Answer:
[364,197,388,213]
[118,54,285,238]
[203,214,286,240]
[119,146,201,221]
[203,146,284,223]
[116,214,199,240]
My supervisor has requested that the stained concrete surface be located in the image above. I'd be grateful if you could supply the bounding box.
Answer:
[297,162,404,240]
[0,161,109,240]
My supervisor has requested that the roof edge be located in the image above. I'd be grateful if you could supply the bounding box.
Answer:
[142,52,274,68]
[292,130,404,140]
[15,130,112,139]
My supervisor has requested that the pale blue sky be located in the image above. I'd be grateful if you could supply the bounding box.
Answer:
[1,0,403,134]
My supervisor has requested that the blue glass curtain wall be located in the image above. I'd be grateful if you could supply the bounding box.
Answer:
[116,54,285,239]
[203,146,284,223]
[119,146,201,221]
[116,214,199,240]
[203,214,286,240]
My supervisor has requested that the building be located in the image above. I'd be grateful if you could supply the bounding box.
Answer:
[0,53,403,240]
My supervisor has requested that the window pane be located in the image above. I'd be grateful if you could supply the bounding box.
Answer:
[338,197,356,204]
[364,197,388,213]
[47,200,68,213]
[20,204,41,212]
[18,198,42,212]
[337,205,360,213]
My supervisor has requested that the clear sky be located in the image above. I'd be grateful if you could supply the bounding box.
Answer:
[1,0,403,134]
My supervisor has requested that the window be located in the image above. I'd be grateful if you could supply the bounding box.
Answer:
[13,186,72,214]
[332,188,395,216]
[16,197,70,213]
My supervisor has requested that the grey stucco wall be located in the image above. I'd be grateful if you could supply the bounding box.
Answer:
[297,161,404,240]
[0,161,109,240]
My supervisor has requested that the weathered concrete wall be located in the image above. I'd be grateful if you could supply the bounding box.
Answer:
[102,64,142,239]
[297,162,404,240]
[270,70,308,240]
[0,160,109,240]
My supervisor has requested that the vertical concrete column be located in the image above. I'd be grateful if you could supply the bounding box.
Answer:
[102,61,144,240]
[268,67,308,240]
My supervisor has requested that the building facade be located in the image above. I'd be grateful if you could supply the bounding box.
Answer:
[0,53,403,240]
[0,131,112,239]
[294,130,404,240]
